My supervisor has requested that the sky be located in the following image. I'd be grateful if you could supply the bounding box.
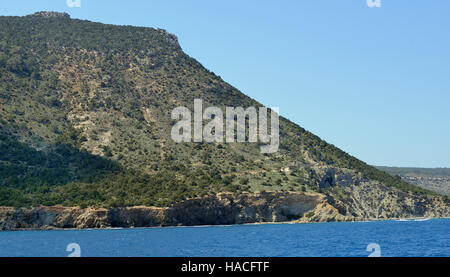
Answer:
[1,0,449,168]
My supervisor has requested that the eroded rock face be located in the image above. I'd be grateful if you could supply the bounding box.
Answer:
[0,190,448,230]
[335,182,450,220]
[336,172,357,187]
[0,192,324,230]
[108,207,167,227]
[317,167,363,188]
[166,192,323,226]
[319,168,336,188]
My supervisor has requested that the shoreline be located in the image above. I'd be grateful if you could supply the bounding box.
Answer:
[1,191,448,232]
[1,216,448,232]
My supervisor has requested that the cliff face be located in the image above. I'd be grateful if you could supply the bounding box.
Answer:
[0,192,323,230]
[327,182,450,220]
[1,190,448,230]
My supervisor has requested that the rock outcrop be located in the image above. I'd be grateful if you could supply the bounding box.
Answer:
[1,190,448,230]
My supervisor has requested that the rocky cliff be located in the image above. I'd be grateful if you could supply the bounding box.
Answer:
[1,189,448,230]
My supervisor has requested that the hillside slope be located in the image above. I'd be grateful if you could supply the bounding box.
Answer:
[0,12,448,227]
[376,167,450,196]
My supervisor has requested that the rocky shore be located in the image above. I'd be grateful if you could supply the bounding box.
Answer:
[1,189,448,230]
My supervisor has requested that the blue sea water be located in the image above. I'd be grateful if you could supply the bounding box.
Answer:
[0,219,448,257]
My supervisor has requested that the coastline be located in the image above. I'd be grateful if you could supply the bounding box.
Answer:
[1,191,449,232]
[1,205,448,232]
[1,217,448,232]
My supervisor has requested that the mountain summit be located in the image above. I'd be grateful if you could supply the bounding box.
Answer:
[0,12,448,228]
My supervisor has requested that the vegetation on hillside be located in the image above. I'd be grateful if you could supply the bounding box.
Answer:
[0,12,435,208]
[376,166,450,196]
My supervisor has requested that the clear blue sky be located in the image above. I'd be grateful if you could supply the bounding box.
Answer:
[2,0,449,168]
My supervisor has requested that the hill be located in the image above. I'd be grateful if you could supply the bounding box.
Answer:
[376,167,450,196]
[0,12,448,228]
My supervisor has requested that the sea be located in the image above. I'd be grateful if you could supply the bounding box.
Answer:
[0,218,448,257]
